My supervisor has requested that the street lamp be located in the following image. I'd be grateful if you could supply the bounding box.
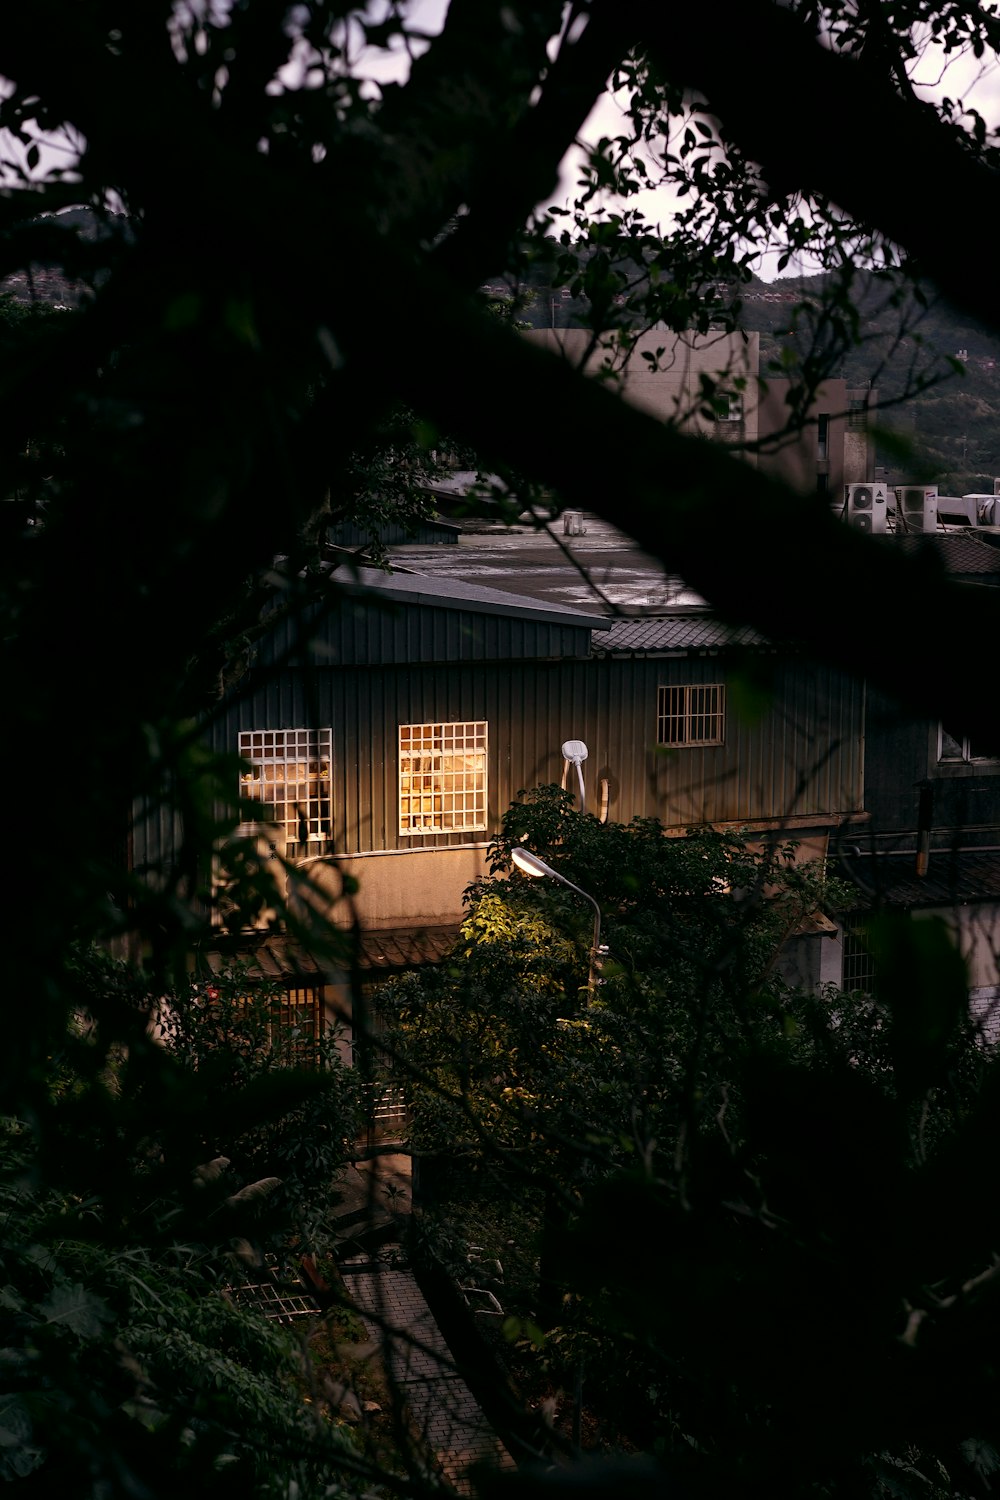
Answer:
[510,847,606,1006]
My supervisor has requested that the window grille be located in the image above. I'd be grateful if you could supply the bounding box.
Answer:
[399,721,488,834]
[239,729,332,845]
[841,916,876,995]
[232,986,324,1065]
[657,685,725,747]
[276,986,324,1063]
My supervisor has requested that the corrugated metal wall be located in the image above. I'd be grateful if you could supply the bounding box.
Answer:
[256,600,595,669]
[186,654,864,861]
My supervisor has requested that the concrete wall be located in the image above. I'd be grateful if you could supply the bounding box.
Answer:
[291,844,491,930]
[915,901,1000,991]
[757,380,876,498]
[776,929,844,991]
[524,327,759,455]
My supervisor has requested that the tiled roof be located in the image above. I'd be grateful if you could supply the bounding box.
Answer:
[356,925,460,971]
[202,936,329,982]
[596,614,768,654]
[847,850,1000,908]
[894,533,1000,576]
[201,927,460,982]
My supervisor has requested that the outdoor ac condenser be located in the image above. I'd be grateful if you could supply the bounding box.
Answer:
[896,486,938,533]
[844,482,888,533]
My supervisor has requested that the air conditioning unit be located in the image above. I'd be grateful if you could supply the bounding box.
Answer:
[970,494,1000,526]
[844,482,888,534]
[896,485,938,533]
[562,510,587,536]
[937,495,976,526]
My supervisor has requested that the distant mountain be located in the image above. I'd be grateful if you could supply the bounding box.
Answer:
[510,252,1000,493]
[740,270,1000,491]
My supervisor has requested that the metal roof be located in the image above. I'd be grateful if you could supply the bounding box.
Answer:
[847,850,1000,908]
[331,564,612,632]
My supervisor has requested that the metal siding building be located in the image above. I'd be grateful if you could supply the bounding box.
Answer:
[133,569,865,929]
[206,631,863,853]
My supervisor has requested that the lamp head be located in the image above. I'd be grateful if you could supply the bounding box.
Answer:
[511,846,559,880]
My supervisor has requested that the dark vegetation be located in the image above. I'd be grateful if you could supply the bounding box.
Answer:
[5,2,1000,1497]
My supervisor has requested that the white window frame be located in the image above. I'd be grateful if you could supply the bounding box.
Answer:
[238,728,333,845]
[398,721,488,835]
[657,685,726,748]
[937,724,996,765]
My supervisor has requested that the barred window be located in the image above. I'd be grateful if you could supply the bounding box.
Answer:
[657,685,725,747]
[399,721,487,834]
[230,986,324,1066]
[841,915,876,995]
[238,728,332,845]
[274,986,324,1064]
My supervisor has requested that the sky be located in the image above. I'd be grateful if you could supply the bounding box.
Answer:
[4,1,1000,282]
[287,0,1000,280]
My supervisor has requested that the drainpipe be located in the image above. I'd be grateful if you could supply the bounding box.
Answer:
[916,780,933,878]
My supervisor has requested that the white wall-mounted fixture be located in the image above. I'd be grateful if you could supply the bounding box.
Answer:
[561,738,588,811]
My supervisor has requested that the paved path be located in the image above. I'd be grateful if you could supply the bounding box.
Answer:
[340,1252,517,1496]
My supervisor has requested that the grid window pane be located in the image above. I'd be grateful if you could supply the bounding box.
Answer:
[398,721,487,834]
[657,685,725,747]
[234,988,323,1065]
[239,728,332,844]
[841,916,876,995]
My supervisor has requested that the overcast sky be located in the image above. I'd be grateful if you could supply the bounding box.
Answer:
[4,1,1000,283]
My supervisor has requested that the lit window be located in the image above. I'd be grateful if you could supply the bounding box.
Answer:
[938,725,994,764]
[238,728,332,846]
[657,685,725,747]
[399,721,487,834]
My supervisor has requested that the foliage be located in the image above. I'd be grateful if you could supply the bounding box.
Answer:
[382,792,1000,1495]
[0,1128,366,1498]
[0,949,369,1497]
[379,784,845,1169]
[4,2,1000,1495]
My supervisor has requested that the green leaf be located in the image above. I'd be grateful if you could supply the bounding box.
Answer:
[37,1281,111,1340]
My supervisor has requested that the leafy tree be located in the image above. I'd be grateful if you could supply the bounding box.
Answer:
[382,786,839,1167]
[4,2,1000,1495]
[0,946,377,1497]
[379,792,1000,1495]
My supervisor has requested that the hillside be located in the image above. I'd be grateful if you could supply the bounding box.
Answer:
[514,250,1000,493]
[742,270,1000,491]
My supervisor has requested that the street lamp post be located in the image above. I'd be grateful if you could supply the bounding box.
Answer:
[510,847,606,1006]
